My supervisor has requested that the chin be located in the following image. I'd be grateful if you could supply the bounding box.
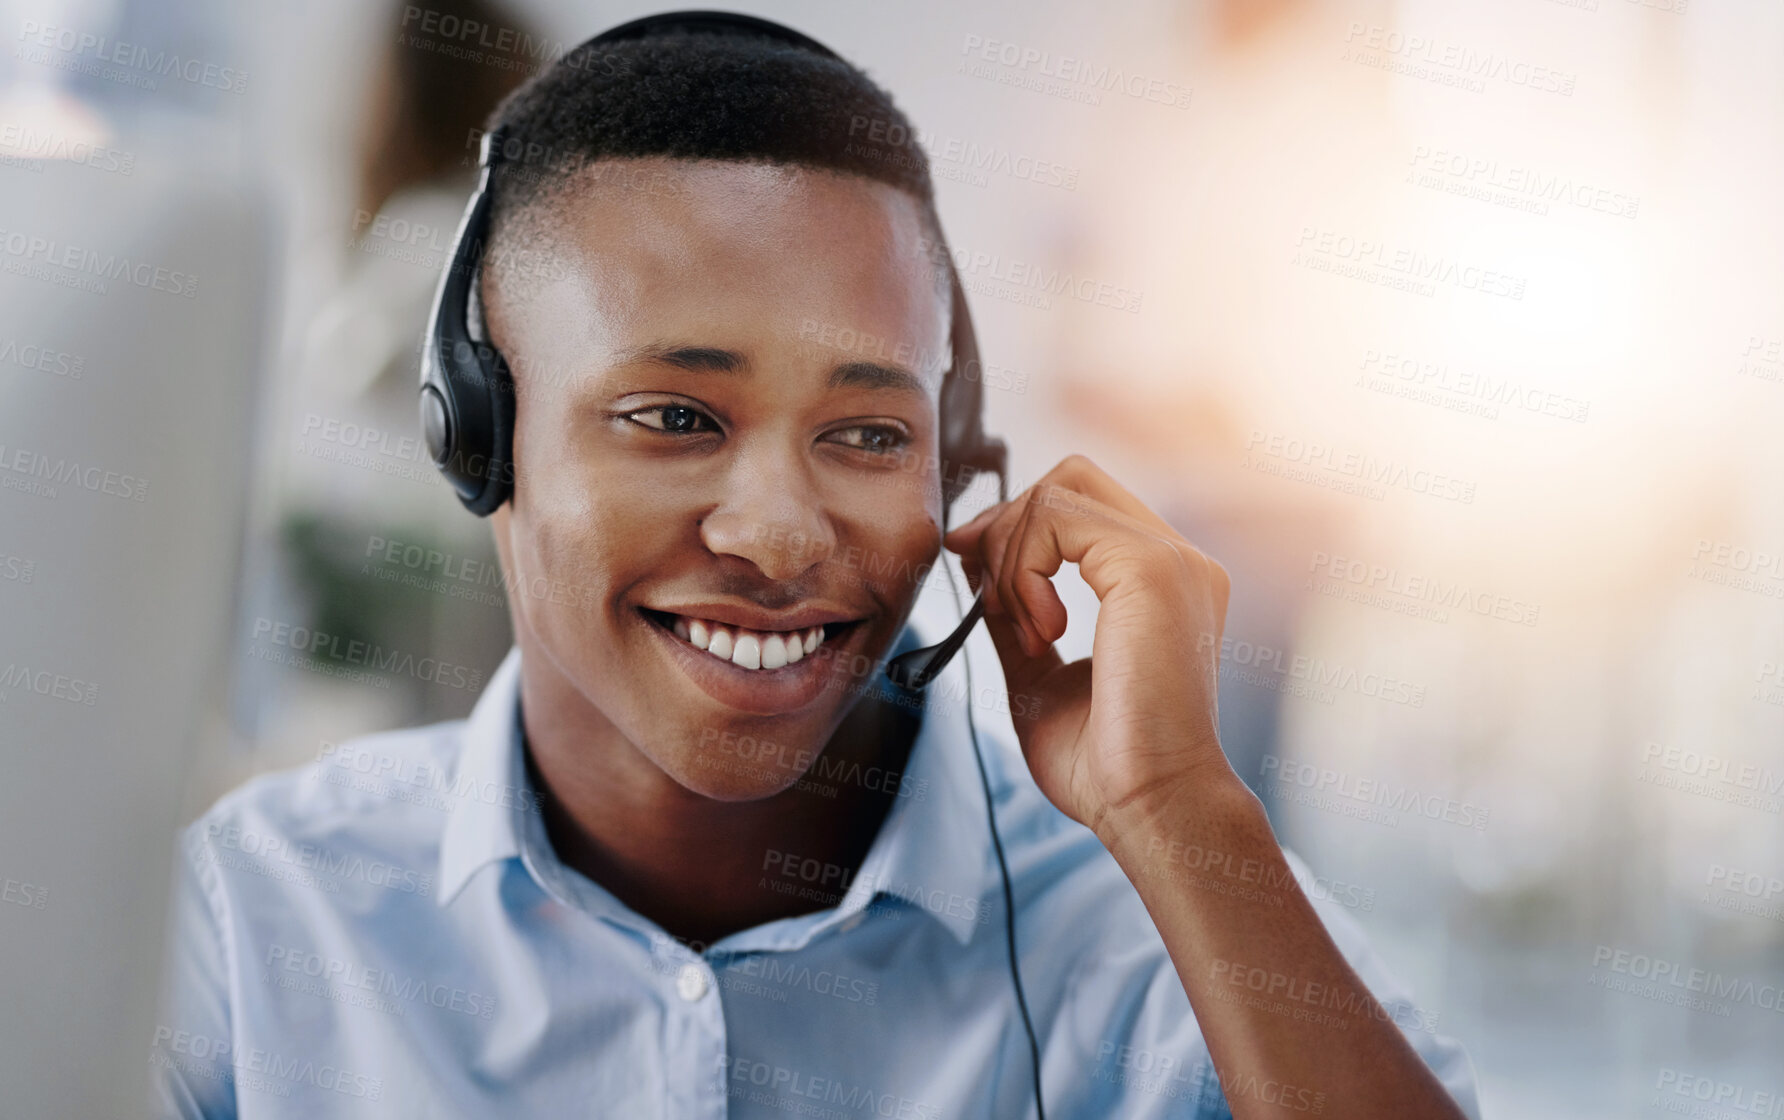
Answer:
[653,724,821,803]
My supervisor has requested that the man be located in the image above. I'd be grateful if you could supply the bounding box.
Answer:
[156,17,1480,1119]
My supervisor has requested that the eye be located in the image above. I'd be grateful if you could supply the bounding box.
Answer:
[625,404,721,434]
[825,424,911,456]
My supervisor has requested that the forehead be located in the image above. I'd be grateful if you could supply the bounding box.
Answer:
[500,158,951,385]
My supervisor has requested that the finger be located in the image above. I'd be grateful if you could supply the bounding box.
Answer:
[960,494,1028,619]
[950,496,1067,687]
[994,489,1064,656]
[1009,483,1190,609]
[991,492,1040,655]
[958,549,984,595]
[1035,454,1184,544]
[942,497,1010,556]
[980,601,1064,696]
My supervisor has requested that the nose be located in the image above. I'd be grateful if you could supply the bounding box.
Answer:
[698,447,837,582]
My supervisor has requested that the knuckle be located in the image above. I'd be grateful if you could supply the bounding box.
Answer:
[1144,534,1187,570]
[1121,536,1186,588]
[1209,558,1231,594]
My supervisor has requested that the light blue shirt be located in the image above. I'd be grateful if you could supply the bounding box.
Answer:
[155,634,1480,1118]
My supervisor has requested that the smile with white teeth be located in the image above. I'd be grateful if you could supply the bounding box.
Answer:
[667,613,828,671]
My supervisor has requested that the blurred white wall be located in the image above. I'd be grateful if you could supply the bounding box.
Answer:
[0,156,268,1118]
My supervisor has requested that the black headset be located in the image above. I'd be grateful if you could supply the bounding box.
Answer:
[417,12,1043,1118]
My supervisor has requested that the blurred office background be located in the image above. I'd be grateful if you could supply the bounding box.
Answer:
[2,0,1780,1115]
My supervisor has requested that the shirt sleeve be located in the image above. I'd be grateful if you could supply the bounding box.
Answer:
[1281,847,1483,1120]
[151,821,240,1120]
[1055,842,1481,1120]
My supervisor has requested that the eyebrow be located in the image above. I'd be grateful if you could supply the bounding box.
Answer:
[828,360,931,398]
[617,343,932,397]
[620,344,746,374]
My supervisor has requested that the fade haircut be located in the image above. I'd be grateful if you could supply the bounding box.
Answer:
[481,27,948,286]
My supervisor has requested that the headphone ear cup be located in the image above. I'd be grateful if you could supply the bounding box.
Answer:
[463,346,516,515]
[420,134,516,517]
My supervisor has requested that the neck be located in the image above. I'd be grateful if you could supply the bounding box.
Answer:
[519,649,920,950]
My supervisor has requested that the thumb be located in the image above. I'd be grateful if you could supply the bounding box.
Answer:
[981,606,1064,696]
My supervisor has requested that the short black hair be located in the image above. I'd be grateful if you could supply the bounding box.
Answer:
[483,27,942,254]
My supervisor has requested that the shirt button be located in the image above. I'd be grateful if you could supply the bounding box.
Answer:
[676,963,710,1002]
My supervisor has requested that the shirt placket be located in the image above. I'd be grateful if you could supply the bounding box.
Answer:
[649,936,729,1120]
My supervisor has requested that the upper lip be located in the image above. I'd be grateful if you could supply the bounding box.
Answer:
[642,602,866,633]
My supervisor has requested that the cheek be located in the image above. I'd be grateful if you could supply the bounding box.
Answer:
[506,404,613,620]
[848,484,942,604]
[504,450,633,653]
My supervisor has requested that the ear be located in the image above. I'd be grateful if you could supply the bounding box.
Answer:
[489,504,513,568]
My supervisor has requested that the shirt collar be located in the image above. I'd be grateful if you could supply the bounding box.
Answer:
[827,620,996,946]
[435,645,529,908]
[435,628,998,946]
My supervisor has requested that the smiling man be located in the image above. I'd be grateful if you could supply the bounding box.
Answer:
[156,14,1480,1120]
